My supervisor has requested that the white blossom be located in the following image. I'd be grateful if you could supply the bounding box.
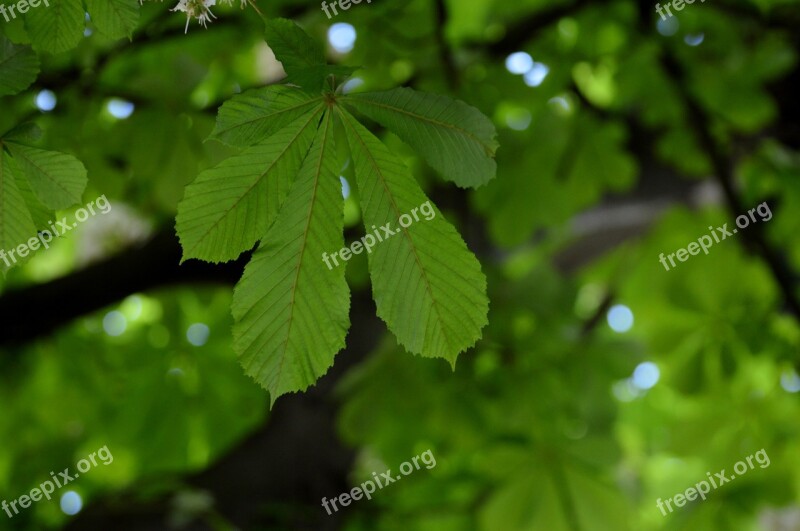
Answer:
[140,0,250,33]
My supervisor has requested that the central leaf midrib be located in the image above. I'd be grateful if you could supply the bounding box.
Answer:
[266,110,333,391]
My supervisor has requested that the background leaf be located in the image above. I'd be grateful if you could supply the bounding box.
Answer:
[0,151,37,271]
[85,0,139,40]
[13,169,54,230]
[0,36,40,97]
[263,18,326,74]
[23,0,85,54]
[2,123,43,144]
[6,142,88,210]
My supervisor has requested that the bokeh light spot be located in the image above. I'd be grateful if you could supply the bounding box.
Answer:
[505,109,532,131]
[187,323,210,346]
[524,62,550,87]
[612,379,643,402]
[606,304,633,333]
[780,369,800,393]
[341,77,364,94]
[36,90,57,112]
[548,95,572,114]
[107,98,135,119]
[505,51,533,75]
[657,17,679,36]
[684,33,704,46]
[103,311,127,336]
[632,362,660,390]
[60,491,82,515]
[328,23,356,53]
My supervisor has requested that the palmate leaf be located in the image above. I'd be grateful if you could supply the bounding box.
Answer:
[6,142,88,210]
[176,17,496,404]
[209,86,324,147]
[0,152,37,272]
[0,36,40,97]
[342,87,499,188]
[338,108,489,364]
[231,111,350,402]
[177,104,324,263]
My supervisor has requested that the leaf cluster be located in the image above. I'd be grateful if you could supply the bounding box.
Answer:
[176,19,498,402]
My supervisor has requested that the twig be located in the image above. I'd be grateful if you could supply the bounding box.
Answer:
[433,0,458,89]
[246,0,264,18]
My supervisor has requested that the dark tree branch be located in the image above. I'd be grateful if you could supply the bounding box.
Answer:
[472,0,610,56]
[0,229,249,348]
[659,51,800,320]
[433,0,459,90]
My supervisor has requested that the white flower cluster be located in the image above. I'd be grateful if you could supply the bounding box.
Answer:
[140,0,250,33]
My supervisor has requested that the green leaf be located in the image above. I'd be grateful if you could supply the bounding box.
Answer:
[0,36,40,97]
[209,85,323,147]
[567,119,636,193]
[14,167,54,230]
[263,18,325,74]
[85,0,139,40]
[3,123,43,144]
[284,65,358,94]
[23,0,85,54]
[342,87,499,188]
[338,108,488,364]
[6,143,88,209]
[177,104,324,263]
[0,151,37,271]
[231,111,350,402]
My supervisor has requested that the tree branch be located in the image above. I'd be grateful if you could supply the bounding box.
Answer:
[0,228,249,348]
[433,0,459,90]
[659,51,800,319]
